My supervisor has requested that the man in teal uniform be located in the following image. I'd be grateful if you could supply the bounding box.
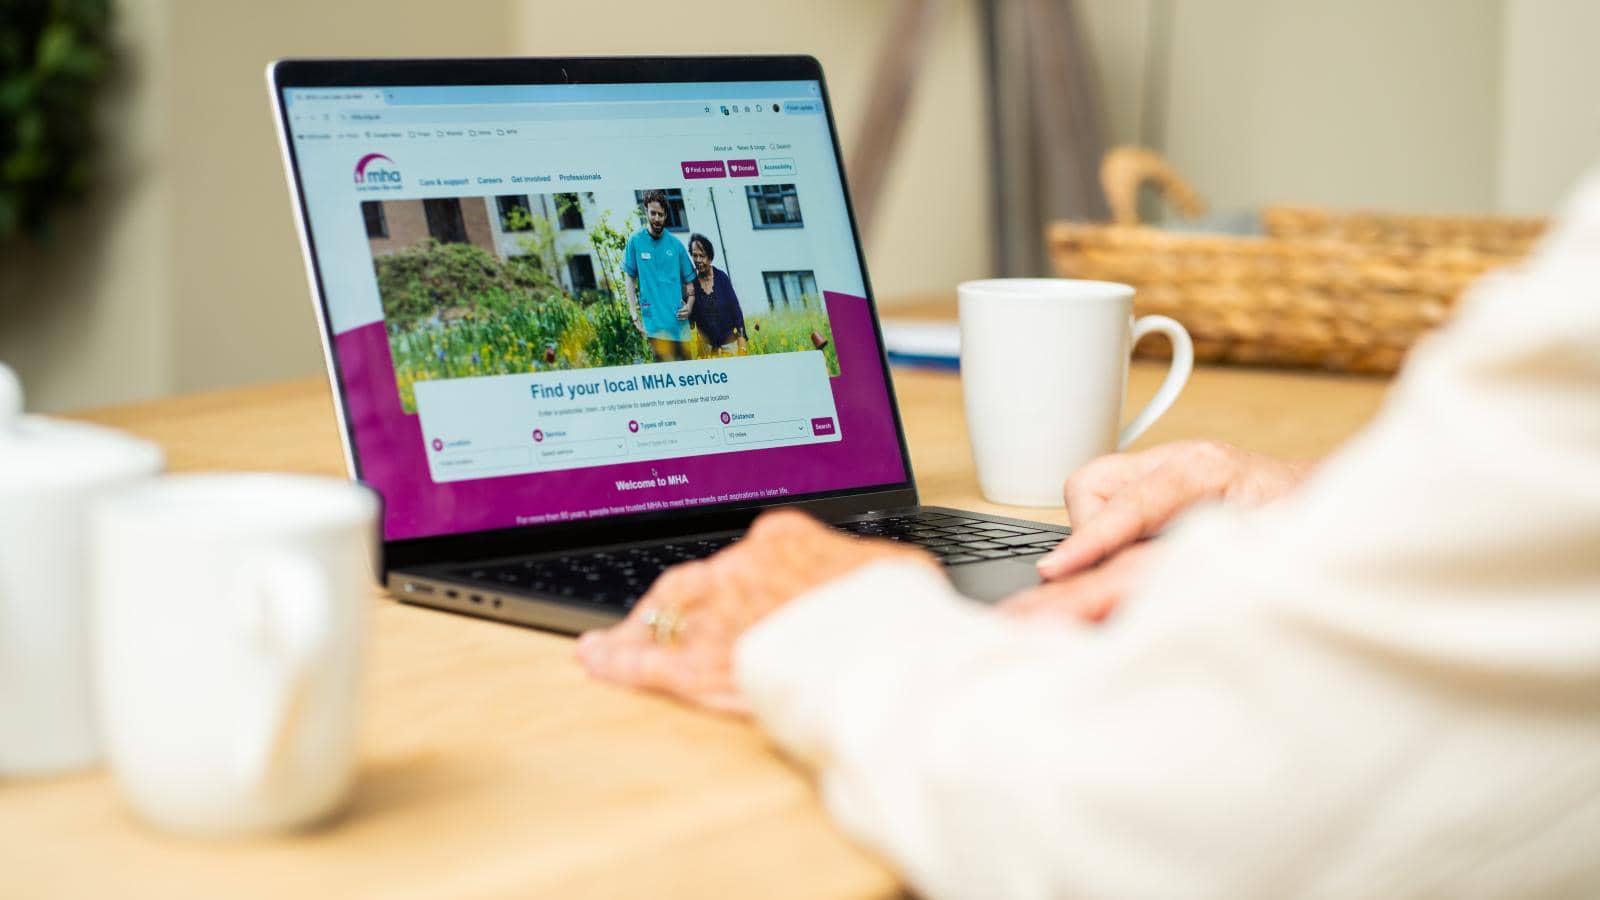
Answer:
[623,190,696,361]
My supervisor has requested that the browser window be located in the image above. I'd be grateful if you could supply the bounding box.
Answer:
[284,81,905,540]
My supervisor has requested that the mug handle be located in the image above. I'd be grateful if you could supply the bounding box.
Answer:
[232,555,331,794]
[1117,315,1194,449]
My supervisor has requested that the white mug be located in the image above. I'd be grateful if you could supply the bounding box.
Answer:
[91,473,379,835]
[958,278,1194,507]
[0,362,164,777]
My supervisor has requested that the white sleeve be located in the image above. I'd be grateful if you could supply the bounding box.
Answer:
[733,175,1600,899]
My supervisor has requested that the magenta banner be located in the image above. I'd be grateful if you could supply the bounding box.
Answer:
[334,292,906,540]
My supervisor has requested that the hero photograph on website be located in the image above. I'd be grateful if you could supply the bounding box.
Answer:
[361,184,839,414]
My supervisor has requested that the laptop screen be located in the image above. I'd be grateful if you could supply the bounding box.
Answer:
[279,77,908,541]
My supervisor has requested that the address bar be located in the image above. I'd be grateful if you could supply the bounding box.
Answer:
[342,101,717,125]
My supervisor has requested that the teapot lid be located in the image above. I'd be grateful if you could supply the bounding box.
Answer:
[0,362,164,491]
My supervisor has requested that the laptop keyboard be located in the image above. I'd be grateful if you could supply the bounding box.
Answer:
[449,512,1066,609]
[834,513,1064,563]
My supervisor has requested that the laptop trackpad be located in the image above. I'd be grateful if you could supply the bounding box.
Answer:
[947,557,1047,604]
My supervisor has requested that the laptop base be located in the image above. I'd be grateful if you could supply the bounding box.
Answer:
[389,505,1069,635]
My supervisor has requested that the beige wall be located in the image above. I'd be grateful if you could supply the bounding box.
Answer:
[1499,0,1600,214]
[1077,0,1156,146]
[507,0,992,305]
[164,0,511,396]
[1159,0,1505,215]
[0,0,172,413]
[1082,0,1595,219]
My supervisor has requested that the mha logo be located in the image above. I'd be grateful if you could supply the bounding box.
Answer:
[353,152,401,189]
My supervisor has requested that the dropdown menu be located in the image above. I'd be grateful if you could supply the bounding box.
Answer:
[723,419,810,445]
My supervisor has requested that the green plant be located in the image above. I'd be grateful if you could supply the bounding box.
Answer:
[586,208,635,299]
[0,0,113,242]
[589,297,650,367]
[504,201,562,281]
[372,239,548,325]
[745,306,840,376]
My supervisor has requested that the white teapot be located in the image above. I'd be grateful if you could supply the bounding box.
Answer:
[0,362,164,776]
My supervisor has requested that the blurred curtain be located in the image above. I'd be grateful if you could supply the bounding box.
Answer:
[848,0,939,239]
[981,0,1109,276]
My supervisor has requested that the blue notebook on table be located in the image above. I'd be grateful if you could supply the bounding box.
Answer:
[882,320,960,371]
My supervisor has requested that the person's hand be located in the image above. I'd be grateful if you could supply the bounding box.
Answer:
[632,315,647,337]
[676,302,692,320]
[577,510,937,714]
[1034,439,1313,582]
[999,542,1157,622]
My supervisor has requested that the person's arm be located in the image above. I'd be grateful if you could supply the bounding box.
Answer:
[729,177,1600,897]
[999,440,1315,619]
[624,276,645,335]
[678,279,695,320]
[622,238,645,335]
[590,174,1600,896]
[678,251,696,320]
[1038,440,1315,577]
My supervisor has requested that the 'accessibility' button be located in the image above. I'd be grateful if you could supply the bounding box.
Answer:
[759,157,796,176]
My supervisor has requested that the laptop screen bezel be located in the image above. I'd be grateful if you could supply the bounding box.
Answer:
[269,56,920,572]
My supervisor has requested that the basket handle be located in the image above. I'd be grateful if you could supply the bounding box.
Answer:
[1100,145,1207,226]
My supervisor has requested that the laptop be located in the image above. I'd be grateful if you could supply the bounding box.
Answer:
[267,55,1069,633]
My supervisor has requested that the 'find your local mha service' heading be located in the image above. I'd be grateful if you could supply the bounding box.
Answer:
[531,369,731,400]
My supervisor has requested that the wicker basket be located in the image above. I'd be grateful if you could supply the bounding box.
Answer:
[1048,146,1547,374]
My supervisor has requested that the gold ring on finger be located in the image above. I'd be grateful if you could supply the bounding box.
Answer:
[642,606,685,646]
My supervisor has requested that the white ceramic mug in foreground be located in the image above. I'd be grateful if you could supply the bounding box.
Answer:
[91,473,378,836]
[0,362,164,777]
[958,279,1194,507]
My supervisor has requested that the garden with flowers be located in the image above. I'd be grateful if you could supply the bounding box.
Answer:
[375,212,838,414]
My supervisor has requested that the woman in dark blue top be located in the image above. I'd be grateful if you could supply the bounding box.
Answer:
[686,233,747,357]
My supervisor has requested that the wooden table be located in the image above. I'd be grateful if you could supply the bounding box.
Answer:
[2,359,1389,899]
